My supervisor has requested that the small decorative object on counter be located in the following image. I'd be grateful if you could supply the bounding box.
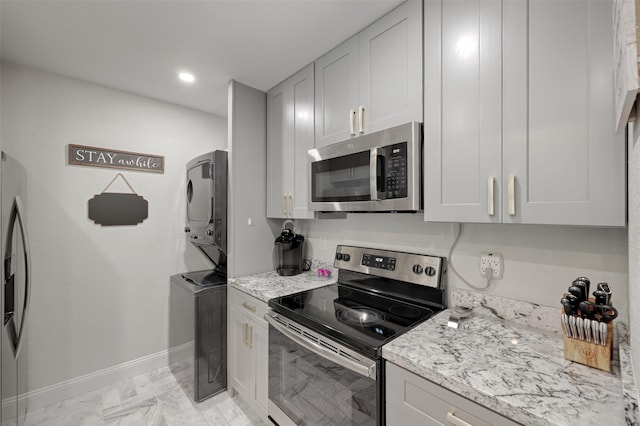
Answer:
[317,268,331,278]
[561,277,617,372]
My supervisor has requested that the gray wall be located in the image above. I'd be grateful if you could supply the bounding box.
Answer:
[227,80,277,278]
[0,61,227,391]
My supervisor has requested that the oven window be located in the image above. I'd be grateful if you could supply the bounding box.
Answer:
[311,151,371,202]
[269,326,377,425]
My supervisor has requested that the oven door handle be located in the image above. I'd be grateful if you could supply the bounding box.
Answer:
[265,313,377,380]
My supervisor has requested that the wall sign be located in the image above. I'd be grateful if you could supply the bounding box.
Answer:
[69,144,164,174]
[88,173,148,226]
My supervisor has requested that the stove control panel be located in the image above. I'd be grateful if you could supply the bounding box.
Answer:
[334,245,446,289]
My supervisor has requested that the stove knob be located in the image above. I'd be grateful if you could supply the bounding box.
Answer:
[425,266,436,276]
[412,264,424,274]
[343,254,351,262]
[336,253,344,261]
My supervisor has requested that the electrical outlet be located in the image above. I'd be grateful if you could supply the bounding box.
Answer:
[480,252,503,279]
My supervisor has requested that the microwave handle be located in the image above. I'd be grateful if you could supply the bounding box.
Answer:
[369,148,385,201]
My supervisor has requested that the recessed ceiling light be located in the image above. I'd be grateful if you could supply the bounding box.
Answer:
[178,72,195,83]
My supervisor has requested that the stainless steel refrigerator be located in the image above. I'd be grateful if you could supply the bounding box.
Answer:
[1,152,31,426]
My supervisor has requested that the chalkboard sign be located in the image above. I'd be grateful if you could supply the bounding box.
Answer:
[88,174,149,226]
[69,144,164,174]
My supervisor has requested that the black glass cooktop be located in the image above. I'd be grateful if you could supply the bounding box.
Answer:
[268,282,439,359]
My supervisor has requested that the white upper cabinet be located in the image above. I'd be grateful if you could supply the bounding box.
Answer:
[314,36,359,147]
[425,0,625,227]
[267,63,315,219]
[424,0,502,223]
[315,0,423,148]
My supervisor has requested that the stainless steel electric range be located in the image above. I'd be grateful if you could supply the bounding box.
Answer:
[265,245,447,426]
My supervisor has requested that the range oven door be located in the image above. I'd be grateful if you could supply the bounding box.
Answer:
[265,312,380,426]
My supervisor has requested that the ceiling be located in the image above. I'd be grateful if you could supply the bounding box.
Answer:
[0,0,405,117]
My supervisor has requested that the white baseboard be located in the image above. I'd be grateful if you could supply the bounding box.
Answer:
[22,342,193,412]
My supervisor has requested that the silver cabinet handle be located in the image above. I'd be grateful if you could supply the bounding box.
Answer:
[242,323,247,346]
[350,109,356,136]
[248,324,253,349]
[287,195,292,216]
[487,177,495,216]
[446,411,473,426]
[242,301,256,313]
[507,175,516,216]
[358,105,365,133]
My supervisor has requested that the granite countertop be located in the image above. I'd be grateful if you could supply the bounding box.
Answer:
[227,273,635,425]
[228,261,337,303]
[383,309,625,426]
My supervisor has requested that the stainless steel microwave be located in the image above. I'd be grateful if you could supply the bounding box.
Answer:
[308,122,422,213]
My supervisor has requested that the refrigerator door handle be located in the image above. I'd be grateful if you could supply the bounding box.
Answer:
[5,196,31,357]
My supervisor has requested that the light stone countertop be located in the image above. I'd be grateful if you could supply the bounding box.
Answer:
[383,310,625,426]
[227,273,632,426]
[227,261,337,303]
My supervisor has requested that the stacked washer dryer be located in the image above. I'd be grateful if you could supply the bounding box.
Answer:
[169,151,228,402]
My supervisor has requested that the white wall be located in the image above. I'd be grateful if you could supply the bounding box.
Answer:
[0,61,227,392]
[291,213,628,321]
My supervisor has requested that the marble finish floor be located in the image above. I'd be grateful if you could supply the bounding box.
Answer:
[23,365,269,426]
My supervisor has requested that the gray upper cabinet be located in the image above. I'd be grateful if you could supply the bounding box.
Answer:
[425,0,625,227]
[315,0,422,148]
[267,63,315,219]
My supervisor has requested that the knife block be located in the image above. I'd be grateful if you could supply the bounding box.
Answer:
[562,298,613,372]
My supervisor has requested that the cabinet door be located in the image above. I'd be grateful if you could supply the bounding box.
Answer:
[386,363,520,426]
[424,0,502,223]
[359,0,422,134]
[229,308,254,400]
[266,81,291,218]
[253,322,269,416]
[315,36,359,147]
[290,64,315,219]
[503,0,625,226]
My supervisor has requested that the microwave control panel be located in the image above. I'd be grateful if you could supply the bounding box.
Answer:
[385,142,408,199]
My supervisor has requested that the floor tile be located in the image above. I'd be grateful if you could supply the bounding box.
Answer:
[22,365,269,426]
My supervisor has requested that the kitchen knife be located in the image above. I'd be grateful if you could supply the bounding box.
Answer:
[592,320,600,345]
[574,277,591,298]
[569,315,578,340]
[593,290,608,306]
[561,314,570,337]
[578,300,596,319]
[565,294,579,312]
[576,317,585,341]
[600,322,608,346]
[584,318,592,343]
[568,285,585,302]
[561,297,576,316]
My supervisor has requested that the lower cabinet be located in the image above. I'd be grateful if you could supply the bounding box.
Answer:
[229,288,268,419]
[386,362,521,426]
